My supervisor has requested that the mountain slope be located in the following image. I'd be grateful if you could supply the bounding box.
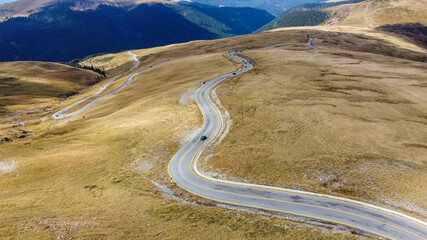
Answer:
[325,0,427,28]
[179,0,327,16]
[256,0,365,32]
[0,61,102,114]
[324,0,427,48]
[0,0,162,21]
[0,27,426,239]
[256,0,427,50]
[0,2,273,62]
[0,0,328,20]
[167,4,274,37]
[0,0,56,21]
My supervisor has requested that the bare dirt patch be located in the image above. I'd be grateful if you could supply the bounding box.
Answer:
[0,160,15,173]
[179,88,197,105]
[215,85,233,96]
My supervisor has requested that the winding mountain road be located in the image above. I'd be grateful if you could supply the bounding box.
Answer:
[52,51,141,119]
[53,38,427,239]
[168,43,427,240]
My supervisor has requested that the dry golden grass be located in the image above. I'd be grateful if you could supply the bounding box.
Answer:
[323,0,427,50]
[271,25,425,53]
[326,0,427,28]
[80,52,135,77]
[2,27,425,239]
[203,31,427,220]
[0,61,102,113]
[63,26,425,121]
[0,50,364,239]
[0,61,102,141]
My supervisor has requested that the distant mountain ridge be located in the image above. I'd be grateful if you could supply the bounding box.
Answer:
[0,0,329,20]
[0,0,166,21]
[177,0,328,16]
[0,1,274,62]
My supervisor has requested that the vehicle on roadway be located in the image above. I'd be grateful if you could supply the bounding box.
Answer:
[200,136,207,141]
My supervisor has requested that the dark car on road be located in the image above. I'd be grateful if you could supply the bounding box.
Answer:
[200,136,207,141]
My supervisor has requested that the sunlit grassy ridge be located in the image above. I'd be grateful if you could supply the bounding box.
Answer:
[326,0,427,28]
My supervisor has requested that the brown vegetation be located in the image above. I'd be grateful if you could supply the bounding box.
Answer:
[0,51,361,239]
[326,0,427,28]
[0,61,102,114]
[1,27,425,238]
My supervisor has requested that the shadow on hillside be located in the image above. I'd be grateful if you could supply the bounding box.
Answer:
[377,23,427,50]
[0,78,78,115]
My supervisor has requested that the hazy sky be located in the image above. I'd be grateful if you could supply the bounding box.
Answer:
[0,0,17,4]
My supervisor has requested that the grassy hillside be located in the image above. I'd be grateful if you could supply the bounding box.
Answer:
[256,0,365,32]
[0,61,103,144]
[0,29,379,239]
[326,0,427,28]
[257,0,427,50]
[201,27,427,220]
[377,23,427,49]
[0,61,102,115]
[0,24,426,240]
[325,0,427,48]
